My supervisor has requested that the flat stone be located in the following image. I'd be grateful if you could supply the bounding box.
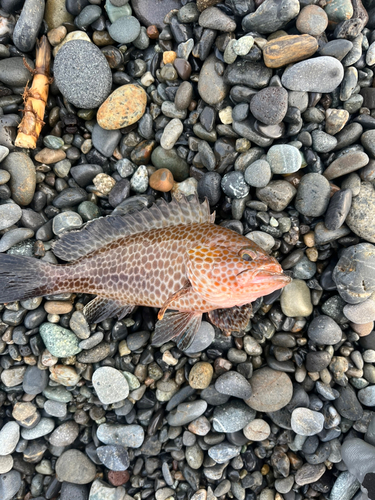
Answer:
[346,182,375,243]
[2,152,36,206]
[267,144,302,174]
[208,443,241,464]
[49,421,79,447]
[21,417,55,440]
[334,385,363,420]
[323,151,369,181]
[325,189,353,231]
[242,0,300,34]
[198,54,229,106]
[0,57,34,87]
[295,463,326,486]
[0,421,20,456]
[92,367,129,404]
[168,400,208,426]
[308,315,342,345]
[244,159,272,188]
[97,424,144,448]
[23,365,49,395]
[97,445,129,471]
[13,0,44,52]
[108,15,141,44]
[344,298,375,324]
[280,279,313,317]
[263,34,318,68]
[54,40,112,109]
[256,180,297,211]
[0,204,22,231]
[295,173,331,217]
[56,449,96,484]
[281,56,344,93]
[1,366,27,388]
[40,323,81,358]
[0,456,13,474]
[130,0,182,30]
[91,125,121,157]
[0,470,22,500]
[45,0,74,29]
[185,321,215,354]
[215,371,252,399]
[245,368,293,412]
[224,60,272,89]
[213,400,256,432]
[243,419,271,441]
[291,408,325,436]
[250,87,288,125]
[296,5,328,36]
[199,7,236,31]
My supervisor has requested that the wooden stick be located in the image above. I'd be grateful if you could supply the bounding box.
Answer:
[15,36,51,149]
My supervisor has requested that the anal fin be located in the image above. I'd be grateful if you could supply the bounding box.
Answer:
[83,297,134,324]
[152,311,202,351]
[208,303,252,333]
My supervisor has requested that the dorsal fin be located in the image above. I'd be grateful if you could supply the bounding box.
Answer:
[53,195,215,262]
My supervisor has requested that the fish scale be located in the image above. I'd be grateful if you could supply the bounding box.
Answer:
[0,196,290,350]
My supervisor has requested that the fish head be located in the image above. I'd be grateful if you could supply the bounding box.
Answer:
[187,244,291,308]
[233,247,292,305]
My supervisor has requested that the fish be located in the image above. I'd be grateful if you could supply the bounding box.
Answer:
[0,196,291,350]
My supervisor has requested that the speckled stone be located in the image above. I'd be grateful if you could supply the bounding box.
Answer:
[54,40,112,109]
[213,400,256,432]
[250,87,288,125]
[97,424,144,448]
[267,144,302,174]
[97,84,147,130]
[56,449,96,484]
[281,57,344,93]
[92,367,129,404]
[245,368,293,412]
[346,182,375,243]
[39,323,81,358]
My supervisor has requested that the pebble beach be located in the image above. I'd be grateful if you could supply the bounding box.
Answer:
[1,0,375,500]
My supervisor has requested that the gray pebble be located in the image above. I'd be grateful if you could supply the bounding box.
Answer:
[215,371,252,399]
[244,159,271,188]
[267,144,302,174]
[13,0,44,52]
[91,124,121,158]
[213,400,256,433]
[92,367,129,404]
[295,173,331,217]
[97,423,144,448]
[97,445,129,471]
[208,443,241,464]
[308,315,342,345]
[281,57,344,93]
[54,40,112,109]
[108,15,141,44]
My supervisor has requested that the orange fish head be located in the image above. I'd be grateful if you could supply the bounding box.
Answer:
[232,248,291,305]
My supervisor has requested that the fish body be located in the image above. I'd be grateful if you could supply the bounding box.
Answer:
[0,197,290,349]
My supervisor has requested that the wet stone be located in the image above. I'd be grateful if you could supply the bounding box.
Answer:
[256,181,297,211]
[263,34,319,68]
[0,470,22,500]
[325,189,352,231]
[13,0,44,52]
[97,424,145,448]
[208,443,241,464]
[244,159,272,188]
[168,400,208,426]
[23,366,49,395]
[242,0,300,34]
[213,400,256,433]
[0,421,20,456]
[97,445,129,471]
[0,57,34,87]
[21,417,55,440]
[215,371,252,399]
[334,385,363,420]
[221,171,250,199]
[281,280,313,317]
[97,84,147,130]
[346,182,375,243]
[295,173,331,217]
[308,315,342,345]
[224,60,272,89]
[2,152,36,206]
[40,323,81,358]
[333,243,375,304]
[267,144,302,174]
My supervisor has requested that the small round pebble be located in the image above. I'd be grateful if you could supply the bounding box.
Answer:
[296,5,328,36]
[108,15,141,43]
[92,367,129,404]
[189,362,213,389]
[291,408,325,436]
[267,144,302,174]
[308,315,342,345]
[245,368,293,412]
[243,419,271,441]
[244,159,272,188]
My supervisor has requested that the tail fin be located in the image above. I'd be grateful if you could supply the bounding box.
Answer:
[0,254,53,303]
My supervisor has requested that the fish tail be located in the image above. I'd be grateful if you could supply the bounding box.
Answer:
[0,254,56,303]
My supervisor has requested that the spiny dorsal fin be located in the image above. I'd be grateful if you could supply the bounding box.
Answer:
[53,195,214,262]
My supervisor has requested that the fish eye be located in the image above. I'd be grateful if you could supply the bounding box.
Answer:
[242,253,253,262]
[239,248,257,261]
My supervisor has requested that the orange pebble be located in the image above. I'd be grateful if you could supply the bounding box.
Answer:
[149,168,174,192]
[163,51,177,65]
[146,25,159,39]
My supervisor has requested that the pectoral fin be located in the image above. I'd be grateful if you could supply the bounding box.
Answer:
[208,303,252,333]
[83,297,134,324]
[152,311,202,351]
[158,282,192,320]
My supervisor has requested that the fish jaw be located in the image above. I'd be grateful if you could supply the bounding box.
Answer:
[235,269,291,305]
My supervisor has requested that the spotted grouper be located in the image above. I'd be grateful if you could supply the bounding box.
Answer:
[0,196,291,350]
